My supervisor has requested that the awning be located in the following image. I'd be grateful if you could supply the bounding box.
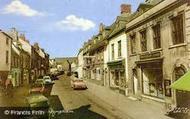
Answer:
[170,70,190,91]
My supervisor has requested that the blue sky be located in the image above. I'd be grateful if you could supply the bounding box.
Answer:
[0,0,144,58]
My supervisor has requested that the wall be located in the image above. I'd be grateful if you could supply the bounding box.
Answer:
[0,33,11,72]
[107,32,129,81]
[77,51,84,79]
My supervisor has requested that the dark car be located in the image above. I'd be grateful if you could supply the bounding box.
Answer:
[50,74,59,80]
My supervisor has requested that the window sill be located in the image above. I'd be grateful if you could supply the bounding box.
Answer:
[169,43,187,49]
[151,48,162,52]
[130,53,137,57]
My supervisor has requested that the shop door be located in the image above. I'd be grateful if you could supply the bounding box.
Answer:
[133,69,138,95]
[115,71,119,86]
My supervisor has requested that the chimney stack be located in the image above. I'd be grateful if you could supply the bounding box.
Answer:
[19,33,26,41]
[99,23,105,33]
[33,42,39,51]
[120,4,131,14]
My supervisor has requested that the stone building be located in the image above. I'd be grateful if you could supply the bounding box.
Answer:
[54,57,78,73]
[126,0,190,108]
[82,40,92,80]
[77,48,84,79]
[88,24,110,85]
[11,42,21,87]
[19,34,31,85]
[0,30,12,84]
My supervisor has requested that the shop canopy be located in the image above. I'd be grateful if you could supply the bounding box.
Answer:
[170,70,190,91]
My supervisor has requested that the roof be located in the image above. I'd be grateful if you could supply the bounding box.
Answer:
[137,3,153,12]
[19,38,31,55]
[108,14,132,39]
[38,49,45,58]
[171,70,190,91]
[0,31,13,39]
[12,42,20,55]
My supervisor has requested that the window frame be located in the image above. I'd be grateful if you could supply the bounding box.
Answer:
[140,29,147,52]
[6,50,9,64]
[152,23,161,49]
[130,34,136,54]
[111,44,114,60]
[170,12,184,45]
[118,40,122,57]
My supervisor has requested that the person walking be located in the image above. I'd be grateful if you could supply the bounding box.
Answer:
[5,75,13,97]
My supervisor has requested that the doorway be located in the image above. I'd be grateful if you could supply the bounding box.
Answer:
[133,69,138,95]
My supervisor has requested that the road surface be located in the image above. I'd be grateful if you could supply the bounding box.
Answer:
[51,75,131,119]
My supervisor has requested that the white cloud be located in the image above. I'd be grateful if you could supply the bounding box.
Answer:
[2,0,44,17]
[56,15,95,31]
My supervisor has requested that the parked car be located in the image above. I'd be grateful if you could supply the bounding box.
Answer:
[50,74,59,81]
[71,79,87,90]
[29,76,54,95]
[26,94,49,118]
[43,76,54,83]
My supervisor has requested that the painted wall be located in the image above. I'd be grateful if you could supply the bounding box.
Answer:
[107,32,128,80]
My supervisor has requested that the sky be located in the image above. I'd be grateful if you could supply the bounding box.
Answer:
[0,0,144,58]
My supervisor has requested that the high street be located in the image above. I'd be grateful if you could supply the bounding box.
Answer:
[51,75,131,119]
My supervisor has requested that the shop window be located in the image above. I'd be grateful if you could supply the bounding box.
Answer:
[171,13,184,45]
[118,40,122,57]
[120,70,125,87]
[142,69,163,98]
[130,34,136,54]
[140,30,147,52]
[164,80,171,97]
[152,24,161,49]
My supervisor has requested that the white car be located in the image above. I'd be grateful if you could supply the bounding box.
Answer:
[43,76,53,83]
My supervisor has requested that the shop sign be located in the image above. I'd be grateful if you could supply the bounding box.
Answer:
[140,51,161,60]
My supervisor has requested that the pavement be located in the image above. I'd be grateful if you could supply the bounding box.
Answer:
[0,84,30,107]
[84,79,174,119]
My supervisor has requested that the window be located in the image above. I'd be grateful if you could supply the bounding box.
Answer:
[6,37,9,45]
[118,40,121,57]
[171,13,184,45]
[111,44,114,60]
[130,34,136,54]
[6,51,9,64]
[152,24,161,49]
[140,30,147,52]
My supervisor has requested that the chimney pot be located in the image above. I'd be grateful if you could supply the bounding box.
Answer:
[120,4,131,14]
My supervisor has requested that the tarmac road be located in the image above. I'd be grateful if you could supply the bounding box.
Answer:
[51,75,131,119]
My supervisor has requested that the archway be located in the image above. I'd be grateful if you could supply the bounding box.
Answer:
[173,66,190,107]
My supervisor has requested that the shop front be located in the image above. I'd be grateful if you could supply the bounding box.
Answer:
[107,59,126,94]
[136,59,164,100]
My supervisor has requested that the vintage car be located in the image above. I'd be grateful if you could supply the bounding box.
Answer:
[29,76,54,96]
[71,79,87,89]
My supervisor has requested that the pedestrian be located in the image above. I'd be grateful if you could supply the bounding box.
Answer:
[5,75,13,97]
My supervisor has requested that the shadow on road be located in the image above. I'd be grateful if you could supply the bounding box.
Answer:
[48,95,106,119]
[58,104,107,119]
